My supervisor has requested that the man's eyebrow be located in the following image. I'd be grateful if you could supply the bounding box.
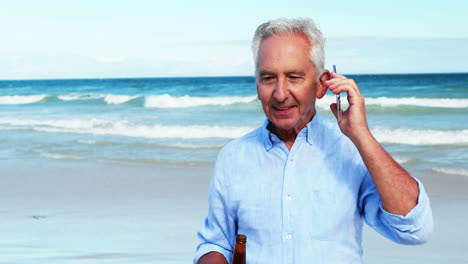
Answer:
[259,71,275,76]
[286,71,305,76]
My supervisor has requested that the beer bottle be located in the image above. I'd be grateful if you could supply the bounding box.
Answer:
[232,234,246,264]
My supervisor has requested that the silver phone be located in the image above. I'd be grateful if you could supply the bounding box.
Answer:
[333,65,342,122]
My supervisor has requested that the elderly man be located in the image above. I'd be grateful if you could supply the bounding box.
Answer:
[195,18,433,264]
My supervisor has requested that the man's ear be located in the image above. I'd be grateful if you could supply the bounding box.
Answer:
[316,70,331,99]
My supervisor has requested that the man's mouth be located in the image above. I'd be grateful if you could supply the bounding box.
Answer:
[273,105,293,111]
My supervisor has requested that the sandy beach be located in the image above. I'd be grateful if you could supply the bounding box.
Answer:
[0,160,211,264]
[0,159,466,263]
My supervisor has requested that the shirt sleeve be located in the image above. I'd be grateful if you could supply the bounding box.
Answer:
[358,171,434,245]
[194,154,236,264]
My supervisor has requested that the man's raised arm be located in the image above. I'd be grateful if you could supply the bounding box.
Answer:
[325,72,418,215]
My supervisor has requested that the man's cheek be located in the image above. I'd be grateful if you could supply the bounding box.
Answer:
[258,94,270,105]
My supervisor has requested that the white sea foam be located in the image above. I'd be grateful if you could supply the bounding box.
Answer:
[0,95,48,105]
[371,127,468,145]
[77,139,97,145]
[394,157,412,165]
[1,117,466,144]
[318,95,468,109]
[58,93,105,101]
[4,93,466,109]
[0,118,254,139]
[144,94,257,108]
[366,97,468,108]
[58,93,138,104]
[104,95,139,104]
[40,152,84,161]
[0,118,106,130]
[432,167,468,177]
[167,143,224,149]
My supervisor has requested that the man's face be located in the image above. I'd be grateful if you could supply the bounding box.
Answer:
[256,33,325,134]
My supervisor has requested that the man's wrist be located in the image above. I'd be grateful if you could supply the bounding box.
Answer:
[348,127,373,148]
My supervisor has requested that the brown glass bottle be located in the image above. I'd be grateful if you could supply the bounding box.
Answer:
[232,234,246,264]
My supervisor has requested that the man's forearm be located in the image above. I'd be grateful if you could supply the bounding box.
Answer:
[326,72,419,216]
[352,129,419,216]
[198,252,229,264]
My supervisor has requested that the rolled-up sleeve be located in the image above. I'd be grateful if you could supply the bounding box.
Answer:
[359,173,433,245]
[194,155,235,264]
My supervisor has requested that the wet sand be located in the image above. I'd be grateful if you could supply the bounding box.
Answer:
[363,172,468,263]
[0,160,212,264]
[0,160,466,263]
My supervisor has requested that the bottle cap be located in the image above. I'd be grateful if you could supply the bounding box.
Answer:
[236,234,247,244]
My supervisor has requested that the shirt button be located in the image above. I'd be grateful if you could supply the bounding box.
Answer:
[286,234,292,240]
[286,195,292,201]
[288,161,294,166]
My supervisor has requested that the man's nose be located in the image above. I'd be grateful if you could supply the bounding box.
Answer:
[273,78,288,102]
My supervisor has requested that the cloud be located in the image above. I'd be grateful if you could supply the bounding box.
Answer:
[326,37,468,74]
[94,56,127,63]
[1,37,466,79]
[0,53,254,79]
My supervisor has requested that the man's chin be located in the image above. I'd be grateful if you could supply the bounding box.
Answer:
[268,119,299,132]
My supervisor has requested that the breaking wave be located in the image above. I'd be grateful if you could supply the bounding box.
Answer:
[318,95,468,109]
[371,127,468,145]
[0,117,466,145]
[432,167,468,177]
[0,95,49,104]
[0,118,254,139]
[144,94,257,108]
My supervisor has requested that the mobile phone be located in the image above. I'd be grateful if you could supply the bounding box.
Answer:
[333,65,342,122]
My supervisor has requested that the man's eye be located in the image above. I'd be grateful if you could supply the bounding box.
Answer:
[261,76,274,82]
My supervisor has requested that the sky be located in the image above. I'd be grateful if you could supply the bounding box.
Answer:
[1,0,467,79]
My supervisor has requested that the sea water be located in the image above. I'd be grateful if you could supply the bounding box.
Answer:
[0,74,466,178]
[0,74,467,263]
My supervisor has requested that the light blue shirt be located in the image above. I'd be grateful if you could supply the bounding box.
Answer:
[195,113,433,264]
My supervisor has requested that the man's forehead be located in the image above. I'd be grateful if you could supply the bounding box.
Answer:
[258,32,314,72]
[258,33,312,62]
[259,70,306,76]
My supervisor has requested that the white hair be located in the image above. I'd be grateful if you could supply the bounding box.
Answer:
[252,18,325,81]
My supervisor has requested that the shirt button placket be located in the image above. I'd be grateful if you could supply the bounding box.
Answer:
[286,233,293,263]
[283,155,295,263]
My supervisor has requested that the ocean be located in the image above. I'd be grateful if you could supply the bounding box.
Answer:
[0,74,467,177]
[0,73,467,263]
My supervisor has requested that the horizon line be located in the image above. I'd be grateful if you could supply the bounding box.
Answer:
[1,72,467,82]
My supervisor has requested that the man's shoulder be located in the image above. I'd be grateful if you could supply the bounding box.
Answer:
[316,118,350,147]
[217,126,264,161]
[222,125,264,150]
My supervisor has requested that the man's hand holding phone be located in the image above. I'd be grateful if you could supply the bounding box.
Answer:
[332,65,342,122]
[325,66,370,143]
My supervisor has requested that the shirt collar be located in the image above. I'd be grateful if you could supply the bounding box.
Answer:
[261,119,274,151]
[306,112,323,146]
[261,112,323,151]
